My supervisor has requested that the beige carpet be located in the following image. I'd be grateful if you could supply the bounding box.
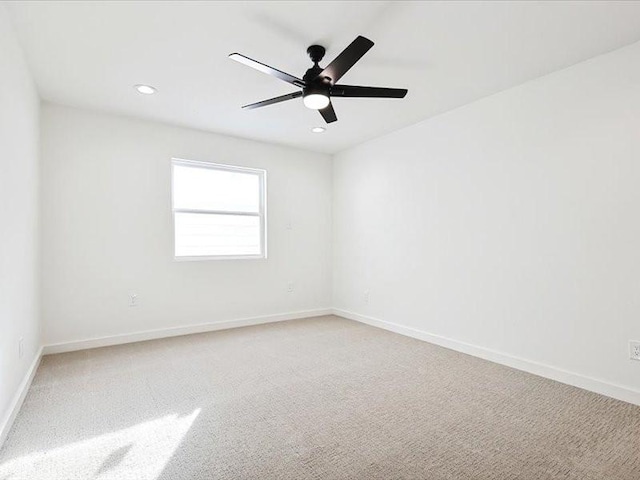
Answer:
[1,315,639,479]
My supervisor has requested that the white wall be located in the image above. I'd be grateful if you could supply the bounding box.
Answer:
[333,41,640,398]
[0,5,40,435]
[41,105,332,345]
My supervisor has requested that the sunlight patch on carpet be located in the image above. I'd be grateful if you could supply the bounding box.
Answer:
[0,409,200,480]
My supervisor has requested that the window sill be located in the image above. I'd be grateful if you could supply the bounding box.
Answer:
[173,254,267,262]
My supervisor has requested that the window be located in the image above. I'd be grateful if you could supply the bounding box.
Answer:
[171,159,266,259]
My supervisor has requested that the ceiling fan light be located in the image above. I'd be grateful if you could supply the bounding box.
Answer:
[303,93,330,110]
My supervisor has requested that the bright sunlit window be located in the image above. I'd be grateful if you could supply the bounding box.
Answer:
[171,159,266,259]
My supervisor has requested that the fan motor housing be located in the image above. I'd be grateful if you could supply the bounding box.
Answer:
[302,82,329,98]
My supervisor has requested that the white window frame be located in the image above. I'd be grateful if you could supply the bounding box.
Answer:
[171,158,267,261]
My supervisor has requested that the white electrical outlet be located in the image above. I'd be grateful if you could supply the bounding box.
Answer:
[364,290,370,304]
[287,282,294,293]
[129,294,139,307]
[630,341,640,361]
[18,337,24,359]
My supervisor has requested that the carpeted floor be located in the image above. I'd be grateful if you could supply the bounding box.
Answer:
[1,315,639,479]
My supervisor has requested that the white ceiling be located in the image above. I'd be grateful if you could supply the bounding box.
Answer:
[6,1,640,154]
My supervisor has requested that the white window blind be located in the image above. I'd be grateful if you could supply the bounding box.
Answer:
[172,159,266,259]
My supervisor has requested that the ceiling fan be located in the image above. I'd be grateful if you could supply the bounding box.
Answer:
[229,35,408,124]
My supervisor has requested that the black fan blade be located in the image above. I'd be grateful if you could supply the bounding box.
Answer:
[229,53,305,87]
[317,36,374,84]
[319,102,337,123]
[242,91,302,110]
[331,85,407,98]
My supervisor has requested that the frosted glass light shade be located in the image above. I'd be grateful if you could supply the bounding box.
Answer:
[303,94,330,110]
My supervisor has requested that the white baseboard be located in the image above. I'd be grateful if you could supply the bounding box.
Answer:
[0,346,43,448]
[333,308,640,407]
[43,308,333,355]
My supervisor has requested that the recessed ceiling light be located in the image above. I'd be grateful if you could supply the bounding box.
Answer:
[134,84,157,95]
[311,127,326,134]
